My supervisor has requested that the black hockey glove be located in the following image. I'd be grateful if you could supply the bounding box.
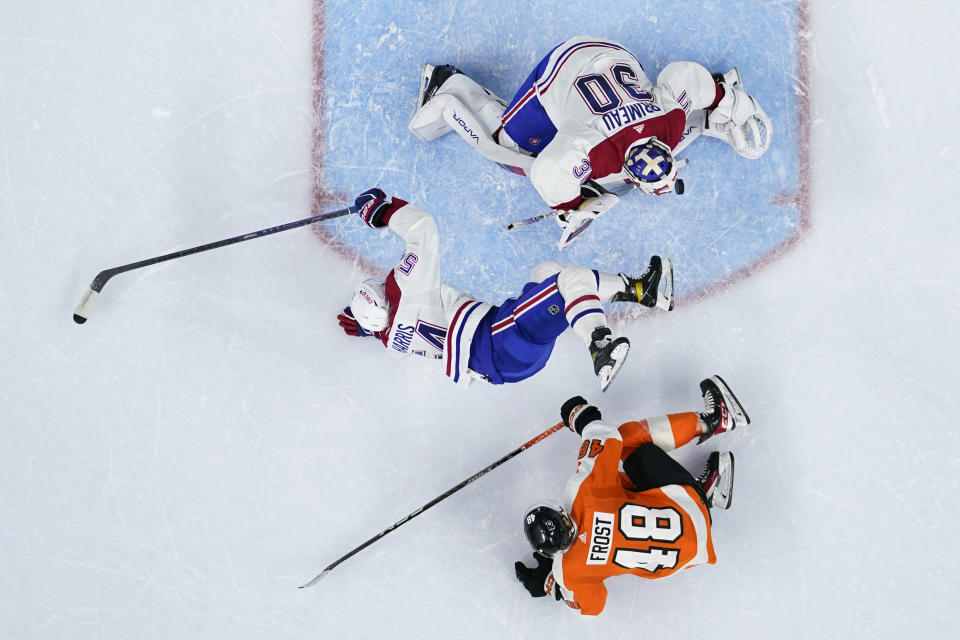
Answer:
[579,180,609,202]
[560,396,602,435]
[354,188,408,228]
[514,553,553,598]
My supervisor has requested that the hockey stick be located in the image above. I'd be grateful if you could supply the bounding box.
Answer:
[505,158,691,231]
[298,421,565,589]
[72,205,357,324]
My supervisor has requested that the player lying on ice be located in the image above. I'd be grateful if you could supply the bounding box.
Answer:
[408,36,772,247]
[514,376,750,614]
[336,188,674,392]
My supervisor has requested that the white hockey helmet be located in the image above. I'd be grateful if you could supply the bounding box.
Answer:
[624,137,678,196]
[350,278,390,332]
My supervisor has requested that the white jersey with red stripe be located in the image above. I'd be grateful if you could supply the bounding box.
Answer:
[375,202,493,387]
[517,37,721,209]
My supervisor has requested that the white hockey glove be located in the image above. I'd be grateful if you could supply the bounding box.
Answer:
[707,84,772,159]
[555,183,621,250]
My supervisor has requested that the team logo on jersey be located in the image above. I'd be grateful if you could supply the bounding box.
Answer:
[529,137,542,146]
[586,511,615,565]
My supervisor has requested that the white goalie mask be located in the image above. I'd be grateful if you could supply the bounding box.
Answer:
[623,137,678,196]
[351,278,390,332]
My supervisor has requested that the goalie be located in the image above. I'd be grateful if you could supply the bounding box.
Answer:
[408,36,772,246]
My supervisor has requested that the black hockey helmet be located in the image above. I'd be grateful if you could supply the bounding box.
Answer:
[523,504,576,557]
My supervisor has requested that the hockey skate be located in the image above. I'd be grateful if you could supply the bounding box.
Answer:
[697,375,751,443]
[415,63,462,108]
[612,255,674,311]
[589,327,630,392]
[697,451,735,509]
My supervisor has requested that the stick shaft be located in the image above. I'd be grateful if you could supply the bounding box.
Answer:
[299,421,565,588]
[90,206,355,293]
[73,206,355,324]
[504,158,691,232]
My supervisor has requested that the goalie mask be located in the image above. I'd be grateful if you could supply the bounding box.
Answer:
[523,504,576,557]
[351,278,390,332]
[624,137,678,196]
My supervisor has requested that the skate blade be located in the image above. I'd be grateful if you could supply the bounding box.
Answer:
[416,63,435,108]
[716,451,735,509]
[655,257,675,311]
[598,342,630,392]
[713,374,750,426]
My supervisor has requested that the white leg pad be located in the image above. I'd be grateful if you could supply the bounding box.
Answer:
[409,73,535,170]
[409,97,453,142]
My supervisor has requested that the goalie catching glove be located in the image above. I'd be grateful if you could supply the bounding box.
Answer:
[706,70,772,159]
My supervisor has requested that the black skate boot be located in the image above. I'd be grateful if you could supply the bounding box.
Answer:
[696,451,735,509]
[589,327,630,392]
[612,255,674,311]
[698,375,751,443]
[417,64,463,107]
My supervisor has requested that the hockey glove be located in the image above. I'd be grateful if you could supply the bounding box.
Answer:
[354,188,408,228]
[579,180,608,201]
[706,85,772,159]
[337,307,372,338]
[514,553,554,598]
[560,396,602,435]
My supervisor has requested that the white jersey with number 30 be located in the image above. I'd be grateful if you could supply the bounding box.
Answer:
[522,37,721,208]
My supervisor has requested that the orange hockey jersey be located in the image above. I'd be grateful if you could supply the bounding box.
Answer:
[548,412,715,615]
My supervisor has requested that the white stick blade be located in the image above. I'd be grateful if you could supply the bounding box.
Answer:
[298,570,330,589]
[73,288,99,324]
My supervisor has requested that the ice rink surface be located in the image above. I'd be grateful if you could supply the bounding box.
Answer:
[2,1,959,638]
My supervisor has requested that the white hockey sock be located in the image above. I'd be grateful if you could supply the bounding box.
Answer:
[556,266,607,345]
[595,270,626,302]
